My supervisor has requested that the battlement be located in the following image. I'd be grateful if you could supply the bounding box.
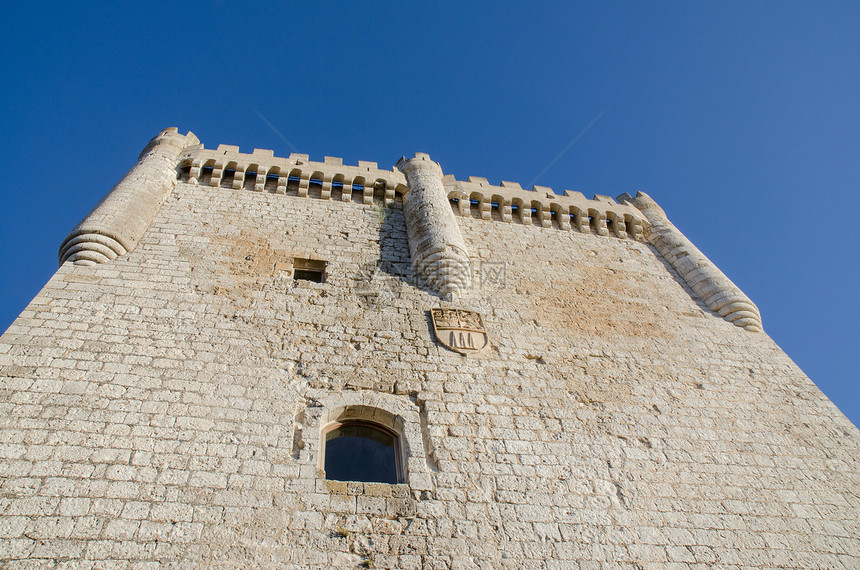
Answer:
[178,146,649,241]
[442,174,646,240]
[177,145,409,205]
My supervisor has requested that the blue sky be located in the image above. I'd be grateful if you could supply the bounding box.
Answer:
[1,1,858,426]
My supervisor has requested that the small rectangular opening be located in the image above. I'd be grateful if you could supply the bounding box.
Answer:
[293,258,326,283]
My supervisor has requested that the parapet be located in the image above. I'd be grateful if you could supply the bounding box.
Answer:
[176,145,648,242]
[442,175,647,240]
[176,145,409,205]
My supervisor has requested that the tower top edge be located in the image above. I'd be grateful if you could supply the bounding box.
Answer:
[176,133,660,210]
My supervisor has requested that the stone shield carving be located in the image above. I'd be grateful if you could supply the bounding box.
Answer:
[431,308,489,355]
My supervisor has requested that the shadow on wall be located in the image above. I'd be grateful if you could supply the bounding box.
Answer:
[353,202,437,308]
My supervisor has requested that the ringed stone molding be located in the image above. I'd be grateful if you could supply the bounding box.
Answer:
[619,191,763,332]
[59,128,199,266]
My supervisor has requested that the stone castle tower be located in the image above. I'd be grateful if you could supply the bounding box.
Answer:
[1,128,858,568]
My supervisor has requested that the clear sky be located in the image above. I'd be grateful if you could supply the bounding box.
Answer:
[1,2,858,426]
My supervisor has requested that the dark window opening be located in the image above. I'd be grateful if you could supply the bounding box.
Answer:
[293,258,326,283]
[352,181,366,203]
[221,168,236,188]
[324,421,401,484]
[199,166,214,185]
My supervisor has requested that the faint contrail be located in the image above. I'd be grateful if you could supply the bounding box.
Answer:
[528,111,605,190]
[252,107,300,153]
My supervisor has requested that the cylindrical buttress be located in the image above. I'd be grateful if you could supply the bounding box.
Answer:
[58,128,199,266]
[396,153,471,299]
[621,191,762,332]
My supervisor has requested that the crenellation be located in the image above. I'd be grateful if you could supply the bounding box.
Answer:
[177,139,647,248]
[442,177,646,240]
[180,146,408,206]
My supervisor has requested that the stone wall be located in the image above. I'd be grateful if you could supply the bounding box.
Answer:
[1,159,859,568]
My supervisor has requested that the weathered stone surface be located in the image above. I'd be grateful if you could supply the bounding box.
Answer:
[1,130,858,568]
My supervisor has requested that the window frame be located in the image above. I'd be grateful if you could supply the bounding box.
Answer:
[321,419,404,484]
[292,258,327,283]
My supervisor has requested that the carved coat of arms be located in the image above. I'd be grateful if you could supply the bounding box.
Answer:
[431,308,489,355]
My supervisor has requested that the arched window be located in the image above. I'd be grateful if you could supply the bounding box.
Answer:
[313,393,433,493]
[323,420,402,484]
